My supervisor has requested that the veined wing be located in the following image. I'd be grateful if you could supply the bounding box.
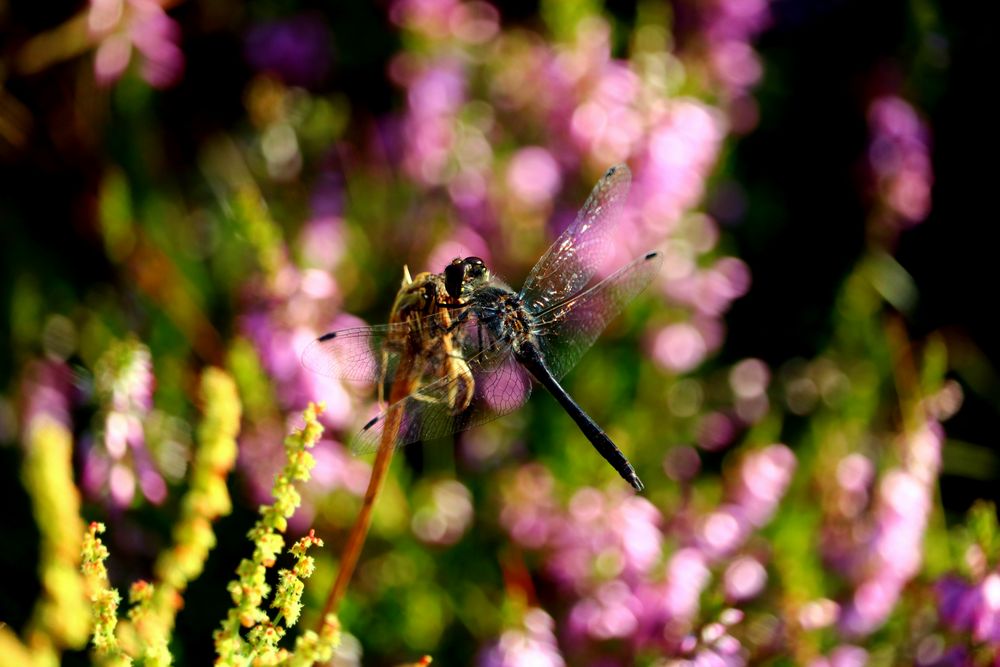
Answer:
[531,250,663,381]
[302,324,402,383]
[301,306,468,384]
[349,335,533,455]
[520,164,632,313]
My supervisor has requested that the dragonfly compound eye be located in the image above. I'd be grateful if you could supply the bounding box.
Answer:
[463,257,488,282]
[444,261,467,301]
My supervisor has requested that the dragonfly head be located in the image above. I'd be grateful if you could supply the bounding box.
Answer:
[444,256,490,301]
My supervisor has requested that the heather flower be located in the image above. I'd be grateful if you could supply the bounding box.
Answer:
[245,14,333,89]
[567,580,641,642]
[396,58,470,187]
[867,95,933,231]
[652,322,711,374]
[662,547,711,622]
[21,358,74,432]
[935,571,1000,648]
[497,442,793,657]
[546,489,664,589]
[506,146,564,208]
[479,608,565,667]
[88,338,165,507]
[680,0,772,131]
[89,0,184,88]
[724,556,767,602]
[298,174,346,272]
[499,464,560,549]
[728,444,796,528]
[809,644,869,667]
[838,422,943,637]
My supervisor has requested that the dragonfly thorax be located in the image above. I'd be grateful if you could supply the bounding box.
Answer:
[468,284,537,351]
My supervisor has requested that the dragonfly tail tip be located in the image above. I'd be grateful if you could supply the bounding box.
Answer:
[628,473,645,493]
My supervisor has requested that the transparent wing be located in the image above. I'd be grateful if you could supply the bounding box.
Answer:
[301,324,403,384]
[301,307,469,385]
[349,334,534,455]
[531,251,663,381]
[520,164,632,313]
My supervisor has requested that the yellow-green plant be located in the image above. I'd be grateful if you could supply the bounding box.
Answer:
[78,372,339,665]
[0,416,90,667]
[213,401,339,665]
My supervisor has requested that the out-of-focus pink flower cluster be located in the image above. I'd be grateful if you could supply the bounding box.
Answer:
[479,607,565,667]
[88,0,184,88]
[82,339,167,507]
[867,95,933,233]
[936,572,1000,657]
[235,182,376,515]
[388,1,752,376]
[815,419,944,640]
[931,504,1000,665]
[21,358,74,434]
[497,444,794,663]
[684,0,772,132]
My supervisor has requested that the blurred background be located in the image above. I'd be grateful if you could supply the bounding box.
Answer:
[2,0,998,665]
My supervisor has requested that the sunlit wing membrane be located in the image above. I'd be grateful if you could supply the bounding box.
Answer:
[520,164,632,313]
[301,325,399,383]
[531,251,663,381]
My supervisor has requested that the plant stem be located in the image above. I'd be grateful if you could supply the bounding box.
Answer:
[318,354,415,624]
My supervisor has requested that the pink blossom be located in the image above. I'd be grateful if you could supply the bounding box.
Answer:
[89,0,184,88]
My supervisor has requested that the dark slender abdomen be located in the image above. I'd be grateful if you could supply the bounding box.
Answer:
[514,341,644,491]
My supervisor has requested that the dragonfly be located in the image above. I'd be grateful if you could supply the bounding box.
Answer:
[303,164,662,491]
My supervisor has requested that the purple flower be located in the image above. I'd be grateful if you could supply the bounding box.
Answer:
[836,421,942,636]
[729,444,796,527]
[83,339,165,507]
[396,58,470,187]
[479,608,566,667]
[89,0,184,89]
[724,556,767,602]
[652,322,709,373]
[21,359,74,433]
[809,645,869,667]
[506,147,563,207]
[245,14,332,89]
[499,464,560,549]
[663,547,711,621]
[867,95,933,230]
[568,581,641,641]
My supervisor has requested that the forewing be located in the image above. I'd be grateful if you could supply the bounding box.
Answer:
[532,251,663,381]
[301,324,402,384]
[520,164,632,312]
[301,307,466,384]
[349,337,534,454]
